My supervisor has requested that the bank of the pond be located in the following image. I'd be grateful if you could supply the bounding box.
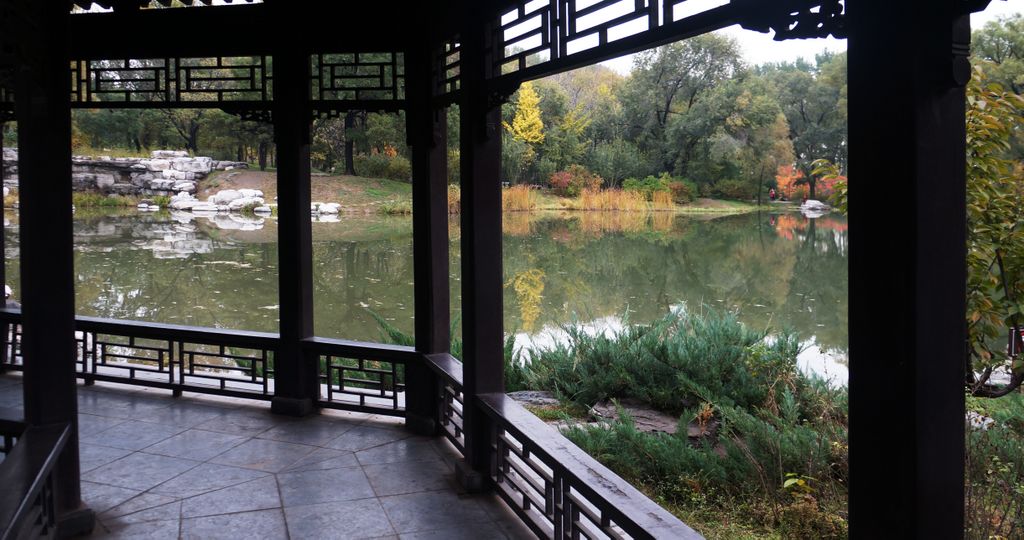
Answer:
[194,170,782,216]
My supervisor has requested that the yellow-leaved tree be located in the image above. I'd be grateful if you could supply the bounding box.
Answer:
[503,82,545,177]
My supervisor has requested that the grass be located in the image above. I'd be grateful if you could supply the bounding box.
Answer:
[72,192,140,207]
[502,185,538,212]
[377,200,413,215]
[572,188,648,211]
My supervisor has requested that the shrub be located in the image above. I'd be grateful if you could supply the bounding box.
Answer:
[707,179,755,200]
[548,165,604,197]
[377,200,412,215]
[668,179,696,204]
[623,174,670,200]
[72,193,138,207]
[354,153,411,181]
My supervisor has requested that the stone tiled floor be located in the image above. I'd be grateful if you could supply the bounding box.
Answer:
[0,374,533,539]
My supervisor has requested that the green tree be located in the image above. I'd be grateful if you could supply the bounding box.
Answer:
[619,35,743,172]
[965,64,1024,397]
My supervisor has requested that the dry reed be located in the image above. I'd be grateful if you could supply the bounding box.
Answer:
[502,185,538,212]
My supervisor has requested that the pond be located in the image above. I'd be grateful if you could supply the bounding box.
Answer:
[3,209,848,384]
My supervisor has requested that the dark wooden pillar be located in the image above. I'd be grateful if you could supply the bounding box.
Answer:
[15,2,94,534]
[848,1,968,536]
[406,39,449,435]
[457,10,505,489]
[270,48,317,417]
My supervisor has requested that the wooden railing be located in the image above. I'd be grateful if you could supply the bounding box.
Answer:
[0,414,66,540]
[0,309,414,417]
[424,353,702,540]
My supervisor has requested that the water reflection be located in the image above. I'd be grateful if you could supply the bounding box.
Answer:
[3,209,848,381]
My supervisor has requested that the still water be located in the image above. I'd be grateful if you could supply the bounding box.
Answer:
[4,209,848,383]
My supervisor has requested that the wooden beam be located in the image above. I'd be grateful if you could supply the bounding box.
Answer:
[847,0,967,535]
[68,2,415,59]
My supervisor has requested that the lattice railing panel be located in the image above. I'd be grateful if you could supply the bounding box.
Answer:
[312,52,404,103]
[316,353,406,414]
[492,0,846,81]
[178,341,272,395]
[70,56,272,106]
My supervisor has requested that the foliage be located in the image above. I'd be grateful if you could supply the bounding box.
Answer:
[623,174,671,200]
[72,193,139,207]
[706,179,756,201]
[668,180,696,204]
[548,165,604,197]
[447,184,461,214]
[526,310,849,537]
[965,394,1024,538]
[775,165,807,200]
[812,159,847,214]
[377,200,413,215]
[353,153,412,182]
[965,64,1024,396]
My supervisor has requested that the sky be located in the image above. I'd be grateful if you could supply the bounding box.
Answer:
[599,0,1024,75]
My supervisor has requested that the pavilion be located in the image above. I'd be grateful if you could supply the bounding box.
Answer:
[0,0,982,538]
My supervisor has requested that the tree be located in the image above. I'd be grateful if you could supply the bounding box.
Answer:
[619,35,742,172]
[973,14,1024,94]
[503,81,546,182]
[965,64,1024,397]
[761,52,847,199]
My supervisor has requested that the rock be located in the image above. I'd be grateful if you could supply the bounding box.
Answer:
[315,214,341,223]
[238,188,264,199]
[210,190,243,205]
[192,203,219,213]
[253,206,273,215]
[3,187,9,197]
[508,391,560,408]
[4,285,10,299]
[799,199,831,218]
[227,196,265,211]
[967,411,995,430]
[590,398,680,435]
[319,202,341,214]
[173,181,196,193]
[137,202,150,209]
[151,150,189,159]
[146,159,171,172]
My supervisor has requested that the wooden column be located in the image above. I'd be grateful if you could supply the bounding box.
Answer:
[14,2,94,534]
[406,39,449,435]
[848,1,968,536]
[270,48,317,417]
[457,10,505,490]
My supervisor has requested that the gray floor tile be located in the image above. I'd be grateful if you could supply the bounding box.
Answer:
[284,498,396,539]
[209,438,317,472]
[142,428,246,461]
[325,425,410,452]
[82,452,200,491]
[77,413,127,437]
[363,459,454,497]
[192,411,279,437]
[181,509,287,540]
[78,393,172,420]
[257,417,359,446]
[180,475,281,518]
[80,481,142,515]
[95,518,181,540]
[356,439,442,466]
[98,493,180,521]
[380,491,493,534]
[101,500,183,526]
[282,447,360,473]
[131,402,231,428]
[150,462,269,499]
[81,420,186,451]
[398,522,510,540]
[276,466,375,507]
[79,443,134,473]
